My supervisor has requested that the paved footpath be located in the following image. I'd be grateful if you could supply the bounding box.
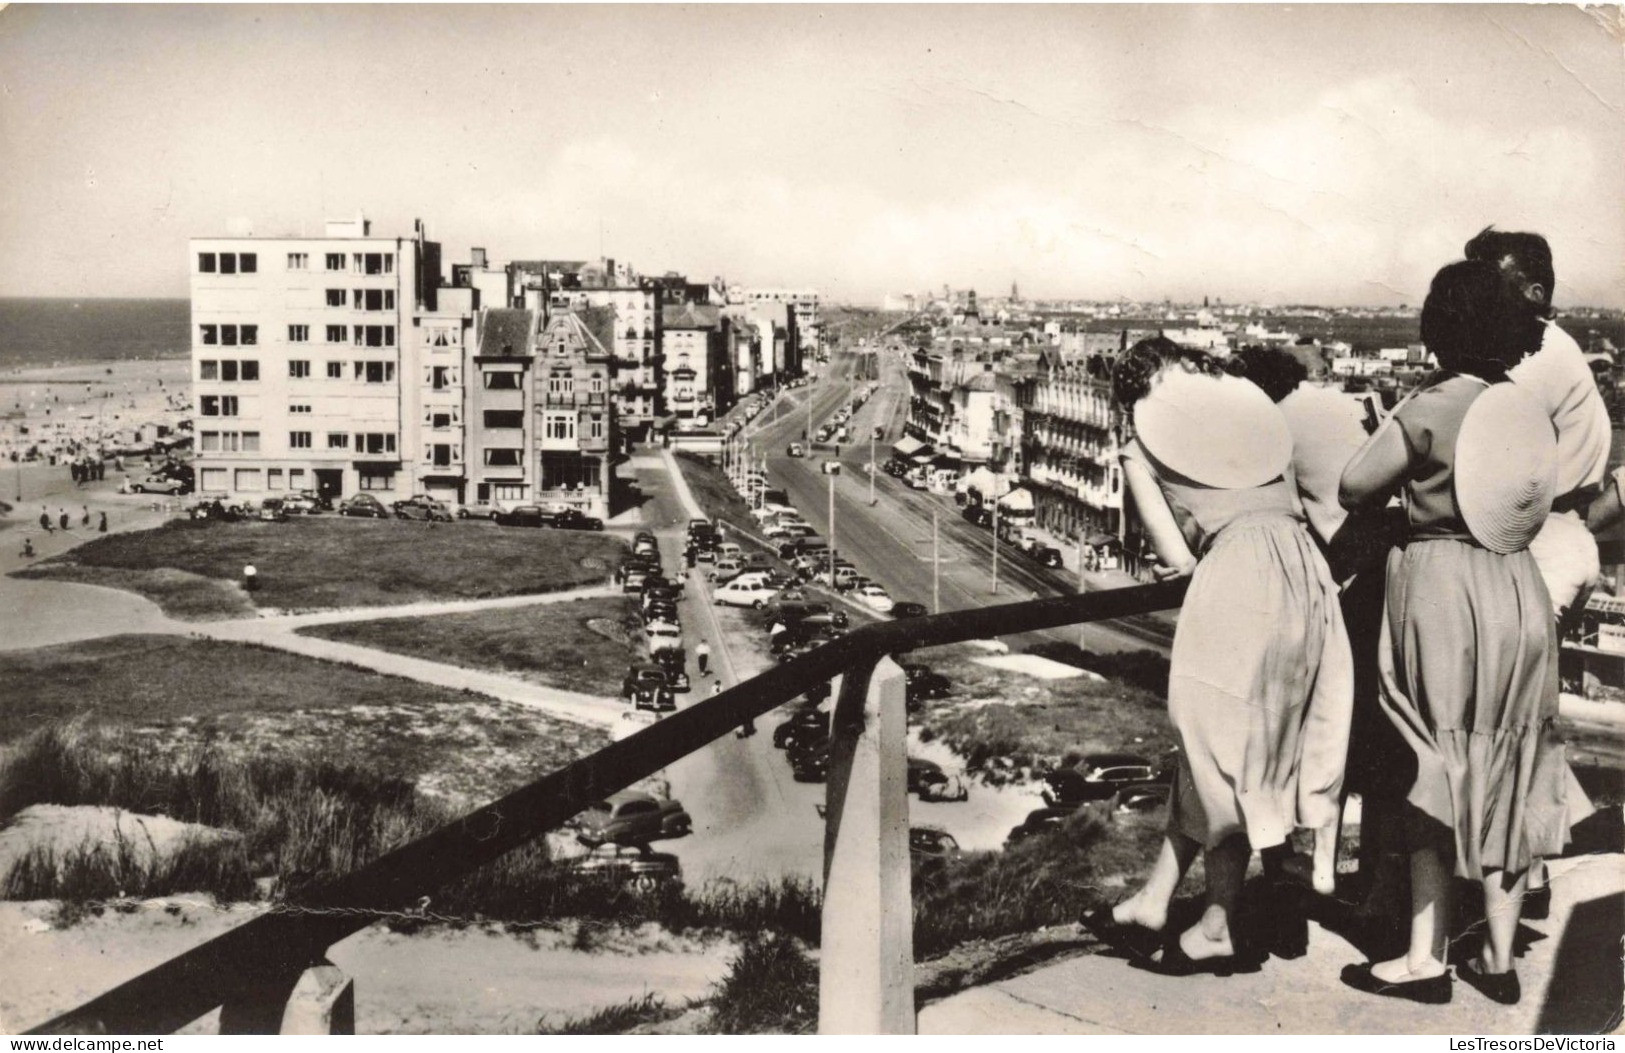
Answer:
[920,853,1624,1035]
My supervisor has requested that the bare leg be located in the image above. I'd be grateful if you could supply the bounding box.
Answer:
[1179,833,1249,960]
[1113,832,1200,932]
[1311,819,1339,896]
[1372,844,1451,983]
[1478,868,1526,974]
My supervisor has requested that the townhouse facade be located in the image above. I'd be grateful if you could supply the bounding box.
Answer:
[661,303,730,426]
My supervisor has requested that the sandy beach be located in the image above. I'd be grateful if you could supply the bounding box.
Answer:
[1,358,190,466]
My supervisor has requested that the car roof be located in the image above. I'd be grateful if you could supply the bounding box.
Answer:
[606,789,658,805]
[1081,753,1152,768]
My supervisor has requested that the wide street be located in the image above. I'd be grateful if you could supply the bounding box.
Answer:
[741,345,1173,655]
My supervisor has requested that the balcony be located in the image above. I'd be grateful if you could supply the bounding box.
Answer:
[28,584,1192,1036]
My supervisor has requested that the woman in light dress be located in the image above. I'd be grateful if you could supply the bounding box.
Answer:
[1084,337,1352,975]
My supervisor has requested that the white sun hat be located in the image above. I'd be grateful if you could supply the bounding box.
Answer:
[1454,382,1558,555]
[1135,370,1293,489]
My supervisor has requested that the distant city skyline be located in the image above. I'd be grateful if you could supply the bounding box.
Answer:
[1,5,1622,308]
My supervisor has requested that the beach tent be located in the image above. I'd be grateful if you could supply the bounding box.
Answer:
[891,435,929,458]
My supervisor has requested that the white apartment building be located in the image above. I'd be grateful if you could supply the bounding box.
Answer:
[189,214,442,503]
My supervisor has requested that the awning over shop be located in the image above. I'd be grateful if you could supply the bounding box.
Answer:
[1085,531,1118,547]
[996,487,1034,513]
[892,435,928,458]
[909,452,936,465]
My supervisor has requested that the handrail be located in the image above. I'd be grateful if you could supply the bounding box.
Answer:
[29,578,1189,1035]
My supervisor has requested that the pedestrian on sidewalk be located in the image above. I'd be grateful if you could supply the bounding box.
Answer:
[696,640,711,675]
[39,508,52,533]
[80,505,90,527]
[21,537,34,558]
[98,510,108,533]
[57,509,68,531]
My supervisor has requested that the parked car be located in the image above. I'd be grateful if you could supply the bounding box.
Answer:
[555,509,604,531]
[621,663,668,700]
[708,559,745,584]
[855,584,895,613]
[130,474,187,495]
[1030,545,1064,569]
[643,600,679,625]
[622,567,651,593]
[1041,753,1163,807]
[962,505,992,528]
[789,742,830,783]
[906,757,950,796]
[456,499,506,520]
[634,681,677,712]
[685,518,712,541]
[652,648,690,691]
[1114,783,1172,814]
[280,492,324,515]
[901,664,951,700]
[917,773,969,803]
[393,495,454,522]
[891,601,929,619]
[910,827,962,863]
[256,498,290,523]
[571,791,692,846]
[568,843,682,891]
[645,622,683,653]
[715,580,780,609]
[787,442,805,457]
[493,505,557,528]
[773,707,828,750]
[1005,807,1077,846]
[338,493,390,518]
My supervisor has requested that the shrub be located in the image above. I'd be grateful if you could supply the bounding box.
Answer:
[707,932,819,1034]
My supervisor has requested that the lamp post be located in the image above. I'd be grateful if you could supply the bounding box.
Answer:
[827,470,837,589]
[990,494,1000,595]
[868,426,876,506]
[932,508,940,615]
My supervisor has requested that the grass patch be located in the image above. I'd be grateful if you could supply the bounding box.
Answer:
[0,634,608,800]
[299,596,641,697]
[906,643,1174,782]
[15,516,625,617]
[706,932,819,1035]
[912,804,1165,959]
[540,993,685,1035]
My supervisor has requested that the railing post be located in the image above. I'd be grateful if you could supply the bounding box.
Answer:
[819,655,914,1035]
[218,962,353,1035]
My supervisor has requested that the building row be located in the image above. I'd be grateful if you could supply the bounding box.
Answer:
[188,214,821,516]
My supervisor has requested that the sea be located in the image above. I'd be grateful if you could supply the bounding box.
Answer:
[0,298,190,371]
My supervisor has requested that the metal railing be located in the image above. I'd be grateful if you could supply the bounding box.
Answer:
[28,579,1188,1036]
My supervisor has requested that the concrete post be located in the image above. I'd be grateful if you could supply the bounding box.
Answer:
[819,656,914,1035]
[217,963,353,1035]
[280,964,355,1035]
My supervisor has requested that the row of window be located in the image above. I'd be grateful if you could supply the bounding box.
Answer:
[281,432,397,454]
[198,430,260,452]
[199,360,396,390]
[201,252,394,275]
[325,288,396,310]
[196,466,394,493]
[197,253,256,275]
[199,324,257,346]
[198,360,259,382]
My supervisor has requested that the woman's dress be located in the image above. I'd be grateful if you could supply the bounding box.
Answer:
[1123,438,1353,850]
[1377,374,1568,878]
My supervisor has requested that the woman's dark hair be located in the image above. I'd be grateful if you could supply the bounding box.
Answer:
[1420,259,1545,381]
[1227,345,1307,403]
[1111,336,1222,419]
[1464,226,1555,314]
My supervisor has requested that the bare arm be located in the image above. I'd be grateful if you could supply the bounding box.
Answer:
[1339,418,1410,512]
[1121,455,1197,576]
[1588,468,1625,535]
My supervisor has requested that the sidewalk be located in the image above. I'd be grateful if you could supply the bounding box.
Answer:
[920,851,1625,1035]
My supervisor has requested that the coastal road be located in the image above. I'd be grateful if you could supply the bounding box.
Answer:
[748,350,1171,655]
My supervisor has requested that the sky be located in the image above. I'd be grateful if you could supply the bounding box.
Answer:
[1,4,1622,307]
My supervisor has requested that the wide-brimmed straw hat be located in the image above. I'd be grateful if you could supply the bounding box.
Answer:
[1135,370,1292,489]
[1454,383,1557,554]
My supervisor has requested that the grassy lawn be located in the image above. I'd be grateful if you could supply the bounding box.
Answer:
[13,517,626,618]
[0,634,607,802]
[907,643,1175,782]
[298,596,643,697]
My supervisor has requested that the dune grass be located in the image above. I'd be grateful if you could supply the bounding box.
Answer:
[14,516,625,617]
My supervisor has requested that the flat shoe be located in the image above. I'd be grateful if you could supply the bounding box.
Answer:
[1457,960,1521,1005]
[1079,907,1161,961]
[1339,963,1452,1004]
[1130,938,1262,978]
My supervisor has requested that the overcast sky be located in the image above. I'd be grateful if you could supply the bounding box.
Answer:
[1,5,1621,306]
